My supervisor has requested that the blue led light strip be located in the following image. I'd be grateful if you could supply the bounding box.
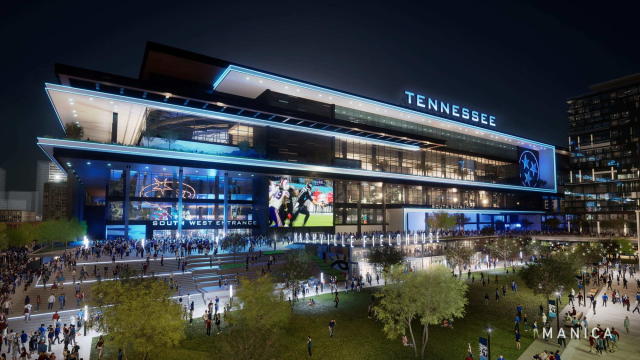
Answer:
[45,84,420,151]
[403,208,545,214]
[37,137,557,193]
[212,65,556,149]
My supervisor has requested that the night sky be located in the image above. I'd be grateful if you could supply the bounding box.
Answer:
[2,1,639,190]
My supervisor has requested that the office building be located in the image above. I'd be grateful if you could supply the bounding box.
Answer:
[565,74,640,233]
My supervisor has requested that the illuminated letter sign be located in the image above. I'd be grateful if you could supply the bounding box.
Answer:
[403,90,496,128]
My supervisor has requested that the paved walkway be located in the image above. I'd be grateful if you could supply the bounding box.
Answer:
[518,268,640,360]
[2,245,286,359]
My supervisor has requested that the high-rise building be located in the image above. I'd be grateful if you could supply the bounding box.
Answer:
[0,168,5,195]
[42,181,71,220]
[565,73,640,233]
[35,160,67,217]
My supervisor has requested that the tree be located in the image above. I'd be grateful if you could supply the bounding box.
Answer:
[444,242,474,278]
[35,220,63,248]
[520,254,578,310]
[367,246,405,283]
[220,233,246,262]
[525,239,552,259]
[280,249,314,298]
[64,122,84,140]
[220,275,291,359]
[5,223,38,249]
[573,242,604,267]
[34,219,85,249]
[91,278,184,360]
[0,223,8,250]
[374,265,468,359]
[591,238,633,261]
[426,212,457,236]
[63,218,87,248]
[486,237,519,267]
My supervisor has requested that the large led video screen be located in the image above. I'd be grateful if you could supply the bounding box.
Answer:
[268,176,333,227]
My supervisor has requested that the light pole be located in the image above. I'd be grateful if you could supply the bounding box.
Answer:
[83,305,88,336]
[635,210,640,269]
[486,327,492,360]
[581,266,586,308]
[554,291,561,331]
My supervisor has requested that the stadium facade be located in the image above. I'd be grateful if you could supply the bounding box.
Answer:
[38,43,561,240]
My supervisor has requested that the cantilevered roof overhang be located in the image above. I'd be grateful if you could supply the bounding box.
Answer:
[46,83,435,151]
[37,137,558,194]
[213,65,554,153]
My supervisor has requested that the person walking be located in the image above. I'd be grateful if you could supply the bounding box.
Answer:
[47,294,55,310]
[328,319,336,337]
[532,321,539,339]
[307,336,312,357]
[205,317,212,336]
[515,329,521,350]
[96,335,105,359]
[624,316,630,334]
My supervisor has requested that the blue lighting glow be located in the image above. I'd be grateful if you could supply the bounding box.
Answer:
[212,65,555,149]
[38,137,558,193]
[403,208,545,214]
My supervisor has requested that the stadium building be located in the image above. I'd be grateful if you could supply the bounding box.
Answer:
[37,43,559,241]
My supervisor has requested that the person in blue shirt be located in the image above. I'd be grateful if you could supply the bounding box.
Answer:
[20,331,28,346]
[52,323,61,344]
[38,324,46,340]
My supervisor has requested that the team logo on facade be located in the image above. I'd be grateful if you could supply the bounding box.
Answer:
[519,150,539,187]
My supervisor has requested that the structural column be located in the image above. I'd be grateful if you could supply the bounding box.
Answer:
[382,183,387,233]
[223,172,229,235]
[177,167,184,239]
[123,165,131,242]
[356,182,363,237]
[111,112,119,143]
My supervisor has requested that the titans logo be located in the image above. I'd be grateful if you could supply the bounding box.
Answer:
[519,150,539,187]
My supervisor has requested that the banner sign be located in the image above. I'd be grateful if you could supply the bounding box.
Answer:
[478,337,488,360]
[548,299,557,318]
[150,219,258,229]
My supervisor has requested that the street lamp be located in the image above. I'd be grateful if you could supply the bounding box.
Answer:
[486,327,492,360]
[554,291,561,331]
[83,305,88,336]
[635,210,640,269]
